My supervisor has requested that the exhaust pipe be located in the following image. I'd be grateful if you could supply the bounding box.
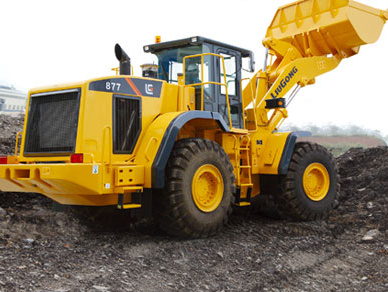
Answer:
[115,44,131,75]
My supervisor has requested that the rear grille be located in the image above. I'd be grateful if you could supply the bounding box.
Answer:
[24,89,81,155]
[113,95,141,154]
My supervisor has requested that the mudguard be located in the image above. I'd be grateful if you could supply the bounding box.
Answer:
[278,131,311,175]
[151,111,230,188]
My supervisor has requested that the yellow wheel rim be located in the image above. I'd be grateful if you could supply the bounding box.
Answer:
[192,164,224,212]
[303,163,330,201]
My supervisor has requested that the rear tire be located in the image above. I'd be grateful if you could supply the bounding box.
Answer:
[277,142,339,220]
[155,138,235,238]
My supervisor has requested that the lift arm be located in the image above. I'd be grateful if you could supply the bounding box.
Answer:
[245,0,388,132]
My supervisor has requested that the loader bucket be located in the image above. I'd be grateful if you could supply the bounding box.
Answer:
[266,0,388,58]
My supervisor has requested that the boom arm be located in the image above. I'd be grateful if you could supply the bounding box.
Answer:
[244,0,388,132]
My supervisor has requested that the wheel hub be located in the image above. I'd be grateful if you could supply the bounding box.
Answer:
[192,164,224,212]
[303,163,330,201]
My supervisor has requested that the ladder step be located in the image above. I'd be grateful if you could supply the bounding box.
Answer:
[238,165,251,169]
[240,183,253,187]
[234,202,251,207]
[123,186,143,192]
[117,203,142,210]
[117,191,143,210]
[239,148,250,150]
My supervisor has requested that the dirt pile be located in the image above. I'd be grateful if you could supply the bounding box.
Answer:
[0,114,24,155]
[0,115,387,291]
[335,146,388,232]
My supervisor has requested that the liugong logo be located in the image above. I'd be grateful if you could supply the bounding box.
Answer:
[271,66,298,98]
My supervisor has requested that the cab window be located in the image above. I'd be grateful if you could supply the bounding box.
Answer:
[153,45,210,84]
[220,53,237,96]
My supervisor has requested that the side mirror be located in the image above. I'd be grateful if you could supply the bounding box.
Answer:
[249,51,255,73]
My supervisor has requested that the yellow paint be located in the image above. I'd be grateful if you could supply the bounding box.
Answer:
[0,163,103,195]
[303,163,330,201]
[0,1,386,207]
[133,111,183,188]
[256,132,290,175]
[111,67,119,76]
[115,165,145,186]
[267,0,387,57]
[118,203,142,209]
[235,202,251,207]
[0,75,184,204]
[192,164,224,212]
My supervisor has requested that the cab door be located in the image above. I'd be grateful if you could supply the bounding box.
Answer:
[215,48,243,129]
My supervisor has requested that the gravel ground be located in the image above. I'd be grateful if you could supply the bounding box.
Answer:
[0,115,387,292]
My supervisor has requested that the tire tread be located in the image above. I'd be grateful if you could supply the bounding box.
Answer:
[155,138,235,238]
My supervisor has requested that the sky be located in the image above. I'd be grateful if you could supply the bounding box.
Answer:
[1,0,388,135]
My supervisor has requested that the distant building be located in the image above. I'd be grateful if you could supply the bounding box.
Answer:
[0,83,27,113]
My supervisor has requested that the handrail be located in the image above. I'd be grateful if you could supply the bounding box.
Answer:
[230,134,240,185]
[183,53,233,128]
[101,126,112,168]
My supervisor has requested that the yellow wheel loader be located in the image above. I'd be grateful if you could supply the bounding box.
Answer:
[0,0,387,237]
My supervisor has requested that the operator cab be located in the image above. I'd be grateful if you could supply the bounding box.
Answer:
[144,36,255,129]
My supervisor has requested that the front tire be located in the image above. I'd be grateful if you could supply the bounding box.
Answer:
[277,142,339,220]
[155,138,235,238]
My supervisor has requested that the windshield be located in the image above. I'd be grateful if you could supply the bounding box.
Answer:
[153,45,210,84]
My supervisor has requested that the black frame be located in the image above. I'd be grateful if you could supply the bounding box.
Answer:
[24,88,81,156]
[144,36,252,58]
[216,47,243,129]
[112,94,142,154]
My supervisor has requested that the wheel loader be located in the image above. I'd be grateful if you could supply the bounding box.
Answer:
[0,0,387,238]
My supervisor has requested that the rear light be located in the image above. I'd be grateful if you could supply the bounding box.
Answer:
[70,153,83,163]
[0,156,7,164]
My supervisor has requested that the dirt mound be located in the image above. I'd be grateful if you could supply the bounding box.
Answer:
[0,114,24,155]
[334,146,388,232]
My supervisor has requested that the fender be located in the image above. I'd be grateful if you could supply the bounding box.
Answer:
[278,131,311,175]
[151,111,230,188]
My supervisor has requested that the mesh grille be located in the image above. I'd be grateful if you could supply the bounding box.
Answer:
[25,90,80,154]
[114,96,141,154]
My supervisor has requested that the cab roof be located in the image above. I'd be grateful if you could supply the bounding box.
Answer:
[143,36,252,58]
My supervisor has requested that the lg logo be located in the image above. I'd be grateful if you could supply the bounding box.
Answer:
[145,84,153,95]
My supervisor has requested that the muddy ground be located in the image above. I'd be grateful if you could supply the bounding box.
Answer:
[0,115,387,292]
